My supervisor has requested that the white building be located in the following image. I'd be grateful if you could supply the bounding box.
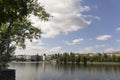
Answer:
[43,55,46,61]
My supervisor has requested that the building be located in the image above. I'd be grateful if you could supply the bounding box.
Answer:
[42,54,46,61]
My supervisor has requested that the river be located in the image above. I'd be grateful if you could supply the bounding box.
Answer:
[9,62,120,80]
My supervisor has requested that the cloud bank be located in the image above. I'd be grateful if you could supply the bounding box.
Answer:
[29,0,91,38]
[15,39,62,55]
[77,45,105,53]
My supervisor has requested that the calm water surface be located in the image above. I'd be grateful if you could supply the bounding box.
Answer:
[9,62,120,80]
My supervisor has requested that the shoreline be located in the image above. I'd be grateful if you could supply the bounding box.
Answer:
[10,61,120,65]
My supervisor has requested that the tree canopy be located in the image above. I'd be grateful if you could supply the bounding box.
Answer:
[0,0,50,68]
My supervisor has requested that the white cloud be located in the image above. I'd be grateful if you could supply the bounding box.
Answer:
[116,40,120,42]
[26,39,44,47]
[96,35,112,41]
[116,27,120,31]
[84,47,93,52]
[49,46,61,53]
[15,39,46,55]
[83,15,100,20]
[29,0,92,38]
[77,44,105,53]
[104,48,114,52]
[103,48,120,53]
[15,45,62,55]
[65,38,84,45]
[15,46,47,55]
[15,39,62,55]
[94,45,105,48]
[78,47,93,53]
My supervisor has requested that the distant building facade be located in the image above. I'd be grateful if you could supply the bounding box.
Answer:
[43,54,46,61]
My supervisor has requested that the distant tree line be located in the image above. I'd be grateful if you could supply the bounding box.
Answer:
[13,52,120,63]
[51,52,120,64]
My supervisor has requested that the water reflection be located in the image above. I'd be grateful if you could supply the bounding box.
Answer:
[9,63,120,80]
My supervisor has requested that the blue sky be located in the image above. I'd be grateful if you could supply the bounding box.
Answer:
[16,0,120,55]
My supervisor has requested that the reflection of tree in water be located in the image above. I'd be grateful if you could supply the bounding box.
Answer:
[54,64,120,74]
[17,63,26,67]
[35,63,39,72]
[17,63,120,74]
[10,63,120,80]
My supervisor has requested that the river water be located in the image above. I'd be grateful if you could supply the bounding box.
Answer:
[9,62,120,80]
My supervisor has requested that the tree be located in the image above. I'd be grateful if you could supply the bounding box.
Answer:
[0,0,50,69]
[70,52,75,63]
[76,55,81,63]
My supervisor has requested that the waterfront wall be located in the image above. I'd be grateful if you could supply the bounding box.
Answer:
[0,69,15,80]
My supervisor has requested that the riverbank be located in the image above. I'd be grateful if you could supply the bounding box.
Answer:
[11,61,50,63]
[10,61,120,65]
[87,62,120,65]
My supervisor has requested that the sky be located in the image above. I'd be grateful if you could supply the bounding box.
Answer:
[15,0,120,55]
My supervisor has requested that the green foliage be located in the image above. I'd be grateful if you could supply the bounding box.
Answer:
[52,52,120,64]
[75,55,81,63]
[0,0,50,25]
[70,53,75,63]
[0,0,50,69]
[36,54,42,61]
